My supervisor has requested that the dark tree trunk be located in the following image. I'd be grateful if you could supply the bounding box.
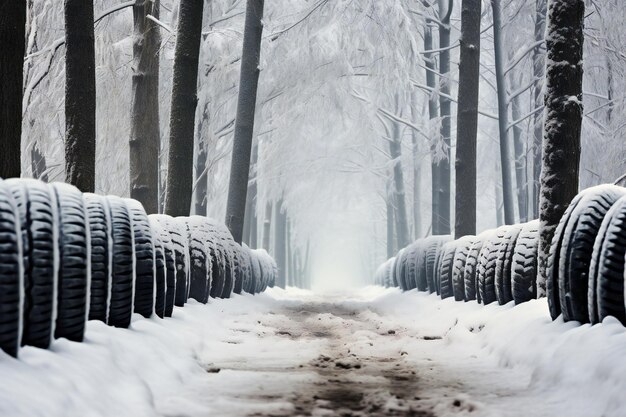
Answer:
[164,0,204,216]
[454,0,481,238]
[130,0,161,214]
[435,0,453,235]
[225,0,265,243]
[492,0,515,225]
[64,0,96,192]
[538,0,584,296]
[531,0,547,219]
[0,0,26,179]
[390,120,410,250]
[274,199,287,288]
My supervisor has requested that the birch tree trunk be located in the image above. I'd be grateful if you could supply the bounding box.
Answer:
[410,92,421,240]
[243,141,259,247]
[531,0,547,219]
[64,0,96,192]
[454,0,481,238]
[130,0,160,214]
[225,0,265,243]
[436,0,454,235]
[0,0,26,179]
[491,0,515,225]
[510,78,528,222]
[164,0,204,216]
[538,0,584,295]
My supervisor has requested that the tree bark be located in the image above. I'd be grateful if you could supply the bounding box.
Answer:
[491,0,515,225]
[0,0,26,179]
[410,92,421,240]
[390,120,410,250]
[274,199,287,288]
[454,0,481,238]
[164,0,204,216]
[130,0,161,214]
[263,202,272,251]
[538,0,584,295]
[225,0,265,243]
[531,0,547,219]
[511,78,528,222]
[243,141,259,247]
[64,0,96,192]
[435,0,453,235]
[386,181,396,258]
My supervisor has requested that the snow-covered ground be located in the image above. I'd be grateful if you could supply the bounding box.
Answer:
[2,287,626,417]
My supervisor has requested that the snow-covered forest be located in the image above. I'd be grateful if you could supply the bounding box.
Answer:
[1,0,626,415]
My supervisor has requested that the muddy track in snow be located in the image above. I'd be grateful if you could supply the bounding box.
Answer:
[247,303,435,417]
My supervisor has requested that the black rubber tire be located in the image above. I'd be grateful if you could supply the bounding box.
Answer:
[182,217,210,304]
[152,233,166,318]
[208,237,226,299]
[389,256,399,288]
[438,241,457,299]
[166,219,189,307]
[463,239,483,302]
[415,243,429,292]
[477,232,498,305]
[52,183,89,341]
[83,193,110,323]
[106,196,134,328]
[0,181,24,357]
[231,244,244,295]
[452,236,475,302]
[126,199,155,318]
[558,186,625,323]
[395,249,408,291]
[404,242,421,290]
[546,192,586,320]
[512,220,540,305]
[149,216,176,317]
[424,236,451,293]
[6,179,56,349]
[495,226,522,305]
[593,196,626,325]
[249,251,262,294]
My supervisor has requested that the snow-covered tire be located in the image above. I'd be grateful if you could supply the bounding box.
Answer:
[126,199,154,318]
[424,236,451,293]
[437,241,457,299]
[149,216,175,317]
[231,245,244,295]
[83,194,110,323]
[105,196,134,328]
[182,217,211,304]
[495,225,522,305]
[5,179,56,348]
[415,244,429,292]
[546,192,586,320]
[404,242,421,290]
[0,181,24,357]
[395,249,408,291]
[152,233,166,318]
[591,196,626,325]
[558,186,625,322]
[52,183,89,341]
[511,220,540,304]
[463,238,483,302]
[477,231,499,305]
[452,236,475,302]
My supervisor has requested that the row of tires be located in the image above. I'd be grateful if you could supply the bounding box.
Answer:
[376,184,626,328]
[375,219,540,306]
[0,178,276,357]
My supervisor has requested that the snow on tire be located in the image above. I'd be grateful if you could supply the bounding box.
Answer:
[511,220,540,304]
[5,179,56,348]
[83,194,111,323]
[451,236,476,302]
[151,232,167,318]
[149,216,176,317]
[591,195,626,325]
[404,241,422,290]
[463,238,484,302]
[181,216,211,304]
[105,196,134,328]
[126,199,155,318]
[437,241,458,299]
[424,236,451,294]
[51,183,89,341]
[495,225,522,305]
[477,230,499,305]
[0,180,24,357]
[558,185,626,323]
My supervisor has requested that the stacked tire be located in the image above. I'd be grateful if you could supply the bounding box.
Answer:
[0,178,277,358]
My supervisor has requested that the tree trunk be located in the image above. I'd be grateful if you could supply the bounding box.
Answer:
[435,0,453,235]
[491,0,515,225]
[274,199,287,288]
[0,0,26,179]
[390,120,410,250]
[454,0,481,238]
[164,0,204,216]
[130,0,160,214]
[386,183,395,258]
[243,141,259,247]
[225,0,265,243]
[495,161,504,227]
[510,78,528,222]
[64,0,96,192]
[538,0,584,296]
[531,0,547,220]
[410,92,421,240]
[194,139,207,215]
[263,202,272,251]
